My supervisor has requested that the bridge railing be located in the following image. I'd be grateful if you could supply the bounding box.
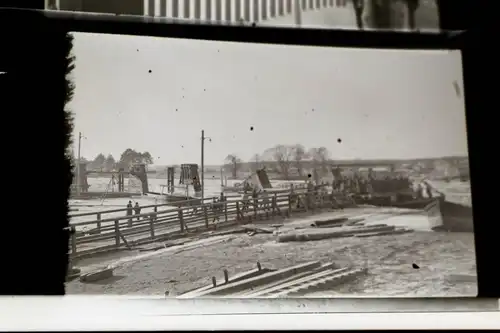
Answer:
[69,197,216,231]
[68,190,356,259]
[144,0,348,25]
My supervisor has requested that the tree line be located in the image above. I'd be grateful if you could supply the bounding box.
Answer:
[71,148,154,172]
[225,144,331,180]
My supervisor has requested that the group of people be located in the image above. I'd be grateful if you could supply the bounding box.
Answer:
[126,201,142,222]
[241,186,271,213]
[331,174,412,195]
[296,172,437,201]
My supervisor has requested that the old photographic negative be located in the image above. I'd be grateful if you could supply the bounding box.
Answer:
[66,32,475,297]
[49,0,440,32]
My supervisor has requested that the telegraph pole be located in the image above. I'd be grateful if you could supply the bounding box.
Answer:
[76,132,82,196]
[201,130,205,201]
[199,130,212,201]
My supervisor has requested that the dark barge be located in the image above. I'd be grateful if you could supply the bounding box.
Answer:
[353,192,474,233]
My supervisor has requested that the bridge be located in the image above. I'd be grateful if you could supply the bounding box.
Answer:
[143,0,353,28]
[68,188,360,260]
[48,0,359,28]
[47,0,439,33]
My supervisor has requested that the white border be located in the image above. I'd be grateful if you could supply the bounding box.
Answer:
[1,297,498,330]
[2,311,499,330]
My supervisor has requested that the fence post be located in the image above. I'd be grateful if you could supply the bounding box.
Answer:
[236,201,241,222]
[272,194,276,219]
[96,212,101,234]
[287,193,292,217]
[203,204,209,228]
[149,215,155,239]
[224,200,228,222]
[178,209,185,232]
[70,226,77,255]
[253,198,258,221]
[128,213,133,228]
[114,219,120,246]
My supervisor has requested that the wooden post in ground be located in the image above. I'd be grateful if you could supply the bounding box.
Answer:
[178,209,185,232]
[272,194,276,219]
[224,200,228,222]
[149,215,155,239]
[70,226,77,256]
[287,193,292,217]
[114,219,120,246]
[203,205,209,228]
[96,212,101,234]
[253,198,258,221]
[236,201,241,222]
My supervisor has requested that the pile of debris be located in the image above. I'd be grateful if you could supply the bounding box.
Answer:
[177,261,366,298]
[276,216,413,243]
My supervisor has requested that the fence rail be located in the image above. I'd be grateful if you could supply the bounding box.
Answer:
[68,190,356,258]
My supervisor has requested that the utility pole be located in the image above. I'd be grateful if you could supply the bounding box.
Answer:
[200,130,212,201]
[201,130,205,201]
[76,132,82,196]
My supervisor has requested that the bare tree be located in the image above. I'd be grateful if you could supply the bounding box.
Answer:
[309,147,331,175]
[352,0,365,29]
[263,145,294,180]
[251,154,262,171]
[291,144,308,177]
[225,154,242,178]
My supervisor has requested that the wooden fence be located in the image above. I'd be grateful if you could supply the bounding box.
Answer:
[68,190,356,258]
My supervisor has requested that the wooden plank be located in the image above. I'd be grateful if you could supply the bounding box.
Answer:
[186,261,322,297]
[242,262,340,297]
[179,266,274,298]
[79,267,114,283]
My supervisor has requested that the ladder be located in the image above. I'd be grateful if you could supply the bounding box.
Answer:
[99,175,115,205]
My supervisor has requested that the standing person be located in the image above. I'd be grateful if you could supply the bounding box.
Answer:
[423,180,433,199]
[126,200,133,227]
[134,202,141,221]
[252,187,259,211]
[416,182,424,199]
[242,188,250,213]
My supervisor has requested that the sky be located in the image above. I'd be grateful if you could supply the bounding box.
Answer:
[69,32,468,166]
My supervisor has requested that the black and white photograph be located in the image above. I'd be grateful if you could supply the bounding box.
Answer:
[46,0,440,32]
[65,31,475,298]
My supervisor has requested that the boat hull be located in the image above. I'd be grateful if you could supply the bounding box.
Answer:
[357,194,474,233]
[355,193,435,210]
[438,201,474,233]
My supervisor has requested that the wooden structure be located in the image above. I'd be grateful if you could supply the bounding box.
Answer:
[68,186,473,260]
[68,188,358,259]
[167,167,175,194]
[179,164,202,193]
[71,163,150,198]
